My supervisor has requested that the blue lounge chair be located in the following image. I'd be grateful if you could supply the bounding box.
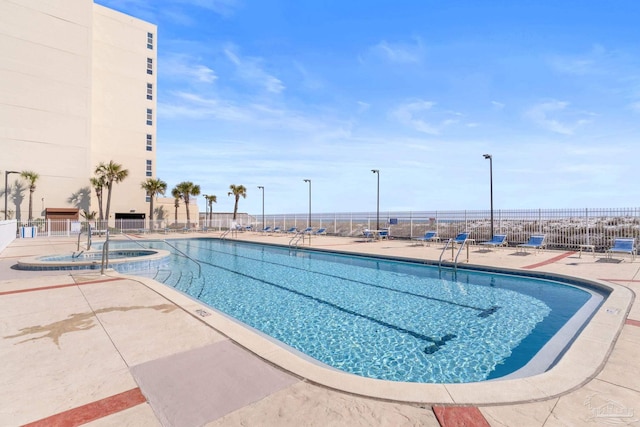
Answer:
[479,234,507,250]
[301,227,313,234]
[452,232,469,245]
[517,235,545,253]
[314,227,327,235]
[606,238,636,261]
[260,226,272,233]
[362,229,374,242]
[413,231,439,246]
[273,226,281,233]
[285,227,297,234]
[378,229,389,239]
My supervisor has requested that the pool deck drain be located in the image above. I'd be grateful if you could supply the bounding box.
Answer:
[1,233,639,426]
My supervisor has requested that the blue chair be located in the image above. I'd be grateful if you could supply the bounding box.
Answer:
[413,231,439,246]
[301,227,313,234]
[285,227,297,234]
[378,229,389,239]
[314,227,327,235]
[517,235,545,253]
[479,234,507,250]
[260,226,272,233]
[452,232,470,245]
[362,229,374,242]
[272,226,281,233]
[607,238,636,261]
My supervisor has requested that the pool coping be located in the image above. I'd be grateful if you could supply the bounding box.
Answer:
[128,243,634,406]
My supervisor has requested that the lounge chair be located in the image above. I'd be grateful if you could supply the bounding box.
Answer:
[452,232,470,246]
[606,238,636,261]
[313,227,327,235]
[285,227,297,234]
[378,229,389,239]
[260,226,272,233]
[362,229,374,242]
[479,234,507,250]
[517,235,545,253]
[301,227,313,234]
[273,226,281,233]
[413,231,439,246]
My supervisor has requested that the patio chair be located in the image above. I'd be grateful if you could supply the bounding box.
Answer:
[313,227,327,235]
[516,235,545,254]
[273,226,281,233]
[260,226,272,233]
[606,238,636,261]
[479,234,507,250]
[362,229,375,242]
[452,232,470,246]
[285,227,298,234]
[413,231,439,246]
[378,229,389,239]
[301,227,313,234]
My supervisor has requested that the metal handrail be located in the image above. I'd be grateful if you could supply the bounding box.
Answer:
[289,231,305,247]
[118,233,202,278]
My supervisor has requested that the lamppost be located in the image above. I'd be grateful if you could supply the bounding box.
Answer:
[483,154,494,238]
[4,170,19,220]
[257,186,264,231]
[371,169,379,230]
[303,179,311,228]
[203,194,209,227]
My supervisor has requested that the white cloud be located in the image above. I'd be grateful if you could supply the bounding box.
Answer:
[392,101,462,135]
[524,100,593,135]
[491,101,505,110]
[370,38,424,64]
[224,45,285,94]
[162,54,217,83]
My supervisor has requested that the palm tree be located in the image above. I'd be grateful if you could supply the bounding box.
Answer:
[90,176,107,221]
[171,187,181,225]
[94,161,129,225]
[174,181,200,228]
[141,178,167,230]
[204,194,217,226]
[20,171,39,222]
[228,184,247,220]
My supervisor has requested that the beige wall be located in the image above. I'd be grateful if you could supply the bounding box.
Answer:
[0,0,156,221]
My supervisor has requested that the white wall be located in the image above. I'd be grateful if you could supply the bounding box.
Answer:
[0,220,17,253]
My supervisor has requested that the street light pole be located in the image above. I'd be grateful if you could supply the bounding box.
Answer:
[371,169,379,230]
[4,170,19,220]
[303,179,311,228]
[257,186,264,231]
[483,154,494,238]
[203,194,209,227]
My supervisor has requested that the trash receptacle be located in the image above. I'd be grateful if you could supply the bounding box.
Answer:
[20,226,37,238]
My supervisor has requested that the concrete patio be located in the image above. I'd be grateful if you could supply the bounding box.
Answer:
[1,232,638,426]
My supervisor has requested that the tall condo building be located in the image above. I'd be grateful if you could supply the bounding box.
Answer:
[0,0,157,221]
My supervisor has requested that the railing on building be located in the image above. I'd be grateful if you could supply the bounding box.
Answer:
[13,207,640,253]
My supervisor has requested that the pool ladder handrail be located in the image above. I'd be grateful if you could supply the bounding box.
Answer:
[289,230,305,247]
[119,233,202,278]
[438,237,469,272]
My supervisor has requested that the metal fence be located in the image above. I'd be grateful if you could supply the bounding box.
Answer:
[14,207,640,252]
[257,207,640,252]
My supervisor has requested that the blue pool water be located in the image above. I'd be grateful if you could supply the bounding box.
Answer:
[110,239,603,384]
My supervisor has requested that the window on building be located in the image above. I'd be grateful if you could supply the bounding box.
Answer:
[146,108,153,125]
[146,134,153,151]
[146,195,151,203]
[147,32,154,50]
[147,58,153,75]
[147,83,153,100]
[146,160,152,177]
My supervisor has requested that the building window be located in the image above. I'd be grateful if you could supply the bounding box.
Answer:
[147,32,154,50]
[146,160,152,177]
[147,58,153,75]
[146,108,153,125]
[147,83,153,100]
[146,195,151,203]
[146,134,153,151]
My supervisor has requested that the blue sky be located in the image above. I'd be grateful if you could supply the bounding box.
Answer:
[98,0,640,216]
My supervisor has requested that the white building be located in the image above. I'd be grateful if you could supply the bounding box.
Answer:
[0,0,157,222]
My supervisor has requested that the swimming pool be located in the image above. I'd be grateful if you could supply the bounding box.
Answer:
[111,238,605,384]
